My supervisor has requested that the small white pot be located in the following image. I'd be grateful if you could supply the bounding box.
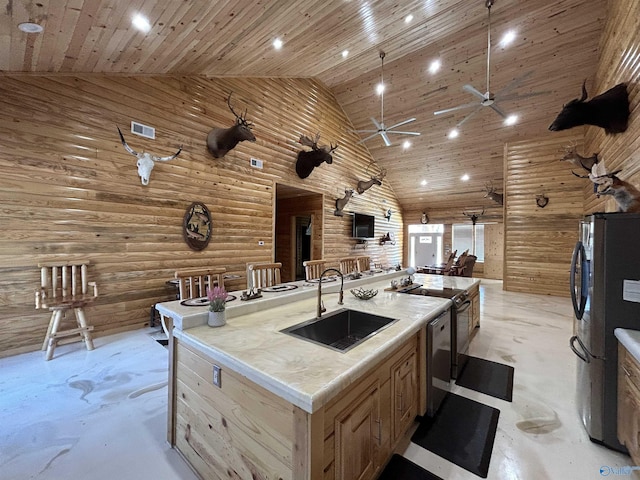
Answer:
[208,310,226,327]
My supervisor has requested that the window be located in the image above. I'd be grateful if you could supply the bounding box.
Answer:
[452,224,484,262]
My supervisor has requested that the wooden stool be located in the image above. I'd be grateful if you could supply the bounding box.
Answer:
[36,260,98,361]
[247,262,282,288]
[303,259,327,281]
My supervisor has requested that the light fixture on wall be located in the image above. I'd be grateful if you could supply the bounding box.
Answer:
[305,217,312,235]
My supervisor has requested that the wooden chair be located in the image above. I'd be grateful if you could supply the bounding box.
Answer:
[303,259,327,281]
[426,250,457,275]
[448,250,469,276]
[356,256,371,272]
[36,260,98,361]
[174,267,226,300]
[339,257,360,274]
[248,262,282,288]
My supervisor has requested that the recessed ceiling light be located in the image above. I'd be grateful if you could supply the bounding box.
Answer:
[132,14,151,33]
[402,140,412,149]
[273,38,283,50]
[428,59,441,74]
[405,14,414,24]
[376,82,385,95]
[448,129,459,139]
[421,179,428,186]
[18,22,43,33]
[500,30,516,47]
[461,174,470,181]
[504,114,518,126]
[342,50,349,58]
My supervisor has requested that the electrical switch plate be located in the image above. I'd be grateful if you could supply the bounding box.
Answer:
[250,158,263,169]
[213,365,221,387]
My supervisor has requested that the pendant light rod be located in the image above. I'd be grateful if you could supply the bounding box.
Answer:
[379,51,385,126]
[486,0,493,94]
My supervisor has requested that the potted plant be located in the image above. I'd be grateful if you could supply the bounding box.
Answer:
[207,286,227,327]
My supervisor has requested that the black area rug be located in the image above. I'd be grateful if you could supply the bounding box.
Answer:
[377,454,443,480]
[456,355,514,402]
[411,392,500,478]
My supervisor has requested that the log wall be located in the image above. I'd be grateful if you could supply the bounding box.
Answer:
[584,0,640,213]
[0,75,403,357]
[503,132,585,296]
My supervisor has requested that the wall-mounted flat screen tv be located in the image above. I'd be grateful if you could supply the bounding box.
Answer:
[352,213,375,239]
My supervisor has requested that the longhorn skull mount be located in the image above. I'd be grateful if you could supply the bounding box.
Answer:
[462,209,485,225]
[117,126,182,185]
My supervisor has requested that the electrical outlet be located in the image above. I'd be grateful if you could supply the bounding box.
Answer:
[213,365,221,387]
[258,240,265,246]
[250,158,263,169]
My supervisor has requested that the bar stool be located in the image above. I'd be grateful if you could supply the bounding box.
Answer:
[36,260,98,361]
[339,257,359,275]
[174,267,226,300]
[248,262,282,288]
[303,259,328,281]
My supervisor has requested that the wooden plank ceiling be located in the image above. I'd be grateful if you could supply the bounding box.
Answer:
[1,0,606,214]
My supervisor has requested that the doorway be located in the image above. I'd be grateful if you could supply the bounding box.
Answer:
[408,224,444,268]
[275,184,324,282]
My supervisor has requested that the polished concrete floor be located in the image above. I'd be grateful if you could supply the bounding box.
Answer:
[1,280,637,480]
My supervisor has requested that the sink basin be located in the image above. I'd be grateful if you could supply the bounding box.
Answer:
[280,308,397,352]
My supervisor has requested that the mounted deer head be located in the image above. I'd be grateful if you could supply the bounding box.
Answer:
[117,126,182,185]
[206,93,256,158]
[483,182,503,205]
[357,168,387,194]
[334,189,354,216]
[561,142,598,174]
[296,133,338,179]
[549,81,629,134]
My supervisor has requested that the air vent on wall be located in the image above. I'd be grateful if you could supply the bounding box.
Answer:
[131,121,155,139]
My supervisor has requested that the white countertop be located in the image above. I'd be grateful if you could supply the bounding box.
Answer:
[157,272,480,413]
[615,328,640,363]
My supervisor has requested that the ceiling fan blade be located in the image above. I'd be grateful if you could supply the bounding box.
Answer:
[456,105,483,128]
[462,84,486,100]
[434,101,480,116]
[496,70,534,98]
[357,132,384,144]
[498,90,551,102]
[380,131,392,147]
[351,129,381,133]
[489,103,507,118]
[370,117,383,130]
[386,130,421,136]
[386,117,416,130]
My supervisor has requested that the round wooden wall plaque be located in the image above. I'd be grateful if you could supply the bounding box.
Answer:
[183,202,212,251]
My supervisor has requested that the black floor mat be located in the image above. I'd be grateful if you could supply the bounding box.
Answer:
[378,454,443,480]
[411,392,500,478]
[456,355,514,402]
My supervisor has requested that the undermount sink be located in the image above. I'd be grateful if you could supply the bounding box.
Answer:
[280,308,398,353]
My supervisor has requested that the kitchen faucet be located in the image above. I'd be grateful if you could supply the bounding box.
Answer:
[317,268,344,318]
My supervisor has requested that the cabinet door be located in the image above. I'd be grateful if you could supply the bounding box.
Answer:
[334,381,381,480]
[391,350,418,443]
[469,288,480,332]
[619,352,640,465]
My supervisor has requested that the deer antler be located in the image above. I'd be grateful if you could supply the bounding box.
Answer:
[299,134,319,150]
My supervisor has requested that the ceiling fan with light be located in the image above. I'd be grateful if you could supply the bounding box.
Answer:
[353,51,421,147]
[434,0,547,129]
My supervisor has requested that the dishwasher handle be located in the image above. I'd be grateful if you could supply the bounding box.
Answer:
[429,309,449,327]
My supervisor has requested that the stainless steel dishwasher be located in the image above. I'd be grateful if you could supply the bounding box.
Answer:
[426,308,451,416]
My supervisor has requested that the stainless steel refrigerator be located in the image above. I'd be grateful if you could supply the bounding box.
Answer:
[570,212,640,451]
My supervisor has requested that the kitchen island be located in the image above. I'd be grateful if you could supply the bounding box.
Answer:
[157,272,480,480]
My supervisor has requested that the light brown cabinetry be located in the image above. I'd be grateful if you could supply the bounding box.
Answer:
[617,343,640,465]
[468,284,481,334]
[169,332,421,480]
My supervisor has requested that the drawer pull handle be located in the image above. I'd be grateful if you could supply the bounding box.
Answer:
[374,418,382,444]
[397,392,404,412]
[622,365,632,377]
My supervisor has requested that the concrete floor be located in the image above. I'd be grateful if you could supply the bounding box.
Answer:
[1,279,637,480]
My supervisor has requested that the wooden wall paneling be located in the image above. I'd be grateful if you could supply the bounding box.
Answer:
[503,131,585,296]
[0,74,403,357]
[483,223,504,280]
[584,0,640,215]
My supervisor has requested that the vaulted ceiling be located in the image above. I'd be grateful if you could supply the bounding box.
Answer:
[2,0,606,213]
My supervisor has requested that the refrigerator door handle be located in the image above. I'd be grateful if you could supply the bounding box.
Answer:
[570,241,587,319]
[570,335,590,363]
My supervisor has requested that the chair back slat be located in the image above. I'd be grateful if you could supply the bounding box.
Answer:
[356,256,371,272]
[174,268,226,300]
[339,257,359,275]
[248,263,282,288]
[36,260,96,309]
[303,259,327,281]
